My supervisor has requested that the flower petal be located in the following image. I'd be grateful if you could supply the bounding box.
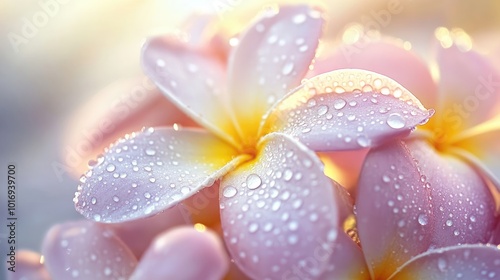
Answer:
[261,69,434,151]
[227,5,323,140]
[390,245,500,280]
[108,205,190,258]
[130,227,229,280]
[8,250,50,280]
[435,37,500,128]
[64,77,196,177]
[356,140,434,279]
[312,39,439,108]
[319,182,370,280]
[357,139,497,279]
[75,127,244,223]
[220,133,338,279]
[405,140,496,248]
[141,36,239,146]
[41,220,137,279]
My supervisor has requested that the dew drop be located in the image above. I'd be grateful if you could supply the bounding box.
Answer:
[333,98,346,110]
[223,186,237,198]
[418,213,428,226]
[91,197,97,205]
[106,164,116,172]
[317,105,328,116]
[387,113,406,129]
[248,223,259,233]
[292,13,306,24]
[145,148,156,156]
[437,258,447,272]
[356,135,370,147]
[246,174,262,190]
[282,62,294,76]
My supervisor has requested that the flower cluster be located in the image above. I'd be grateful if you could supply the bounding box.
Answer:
[14,4,500,280]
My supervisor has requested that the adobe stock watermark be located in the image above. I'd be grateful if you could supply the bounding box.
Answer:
[7,0,73,53]
[433,73,500,143]
[51,77,158,182]
[340,0,407,63]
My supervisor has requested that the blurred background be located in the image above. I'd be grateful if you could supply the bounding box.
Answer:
[0,0,499,260]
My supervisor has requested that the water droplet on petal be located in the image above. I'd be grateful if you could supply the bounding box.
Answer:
[246,174,262,190]
[292,13,306,24]
[282,62,294,76]
[333,98,347,110]
[248,223,259,233]
[106,164,116,172]
[387,113,406,129]
[437,258,447,272]
[223,186,237,198]
[145,148,156,156]
[418,213,428,226]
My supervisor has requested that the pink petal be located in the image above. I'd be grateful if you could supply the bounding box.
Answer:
[41,220,137,279]
[261,69,434,151]
[75,127,244,223]
[7,250,50,280]
[356,139,497,279]
[64,77,196,176]
[312,40,438,108]
[227,5,323,139]
[319,182,370,280]
[390,245,500,280]
[108,205,190,258]
[405,140,496,247]
[356,140,434,279]
[435,42,500,128]
[130,227,228,280]
[220,133,338,279]
[141,36,239,145]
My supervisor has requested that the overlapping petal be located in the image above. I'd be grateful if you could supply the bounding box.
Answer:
[227,5,323,140]
[405,140,497,247]
[41,221,137,279]
[319,182,369,280]
[141,37,239,145]
[312,40,439,108]
[357,139,497,279]
[435,42,500,129]
[130,227,228,280]
[75,127,246,223]
[8,250,50,280]
[220,133,338,279]
[356,140,433,279]
[261,69,433,151]
[108,205,190,258]
[390,245,500,280]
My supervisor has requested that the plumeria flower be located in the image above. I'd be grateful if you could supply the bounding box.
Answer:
[9,208,229,280]
[309,28,500,279]
[73,5,433,279]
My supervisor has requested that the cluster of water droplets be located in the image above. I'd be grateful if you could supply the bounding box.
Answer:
[251,9,321,106]
[266,70,433,150]
[219,136,337,279]
[74,127,226,222]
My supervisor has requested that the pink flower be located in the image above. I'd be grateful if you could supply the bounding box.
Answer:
[10,208,229,280]
[73,5,433,279]
[312,28,500,279]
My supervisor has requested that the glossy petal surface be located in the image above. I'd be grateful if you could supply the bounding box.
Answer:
[390,245,500,280]
[261,69,433,151]
[227,5,323,140]
[357,139,497,279]
[142,37,238,145]
[75,127,242,223]
[220,133,338,279]
[406,140,496,247]
[436,43,500,128]
[130,227,228,280]
[313,40,438,108]
[356,140,433,279]
[41,221,137,279]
